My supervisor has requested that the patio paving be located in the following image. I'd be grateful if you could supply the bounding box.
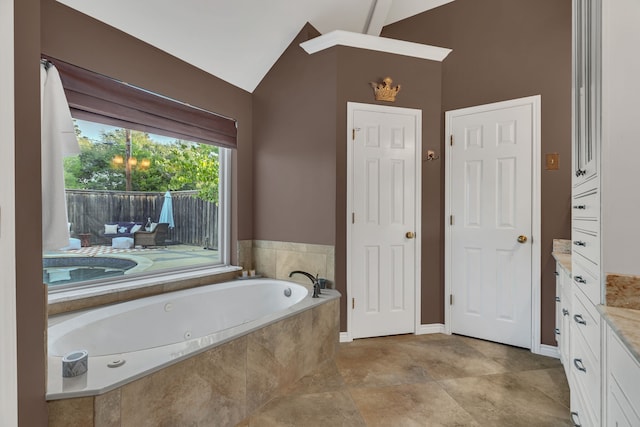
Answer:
[45,244,221,277]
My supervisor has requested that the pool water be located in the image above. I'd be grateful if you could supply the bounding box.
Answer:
[43,257,138,286]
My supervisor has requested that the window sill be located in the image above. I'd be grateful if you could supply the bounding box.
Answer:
[47,265,242,315]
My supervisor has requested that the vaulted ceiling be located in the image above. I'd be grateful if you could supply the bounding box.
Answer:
[56,0,454,92]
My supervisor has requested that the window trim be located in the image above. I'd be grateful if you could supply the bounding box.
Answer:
[219,148,232,266]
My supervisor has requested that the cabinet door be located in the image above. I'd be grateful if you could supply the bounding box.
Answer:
[555,264,562,345]
[608,381,639,427]
[573,0,601,187]
[560,270,572,373]
[607,327,640,426]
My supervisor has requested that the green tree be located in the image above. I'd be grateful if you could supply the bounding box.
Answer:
[163,142,219,203]
[64,123,219,202]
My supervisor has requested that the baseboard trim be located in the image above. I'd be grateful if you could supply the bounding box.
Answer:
[341,324,446,342]
[416,323,446,335]
[339,332,352,343]
[537,344,560,359]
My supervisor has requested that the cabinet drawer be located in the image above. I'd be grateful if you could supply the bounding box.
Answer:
[572,218,599,234]
[572,189,599,220]
[572,258,601,305]
[571,327,601,420]
[571,290,600,362]
[608,379,640,427]
[572,228,599,266]
[608,329,640,413]
[570,366,598,427]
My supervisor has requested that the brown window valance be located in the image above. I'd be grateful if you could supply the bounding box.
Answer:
[42,56,237,149]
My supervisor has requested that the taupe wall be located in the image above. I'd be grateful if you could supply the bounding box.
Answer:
[253,24,337,245]
[253,24,443,331]
[383,0,572,345]
[40,0,254,244]
[15,0,47,424]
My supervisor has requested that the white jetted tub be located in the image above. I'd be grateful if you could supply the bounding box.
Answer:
[47,278,340,400]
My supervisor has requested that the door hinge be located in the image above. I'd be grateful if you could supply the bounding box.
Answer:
[352,127,361,140]
[450,294,453,305]
[450,215,454,226]
[352,212,355,224]
[450,134,454,146]
[352,298,355,309]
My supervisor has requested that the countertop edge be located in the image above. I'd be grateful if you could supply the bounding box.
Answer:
[552,252,572,275]
[598,305,640,364]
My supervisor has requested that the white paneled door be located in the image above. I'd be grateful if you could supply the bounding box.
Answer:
[447,97,538,348]
[348,103,421,340]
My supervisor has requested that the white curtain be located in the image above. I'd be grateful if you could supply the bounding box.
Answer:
[41,63,79,250]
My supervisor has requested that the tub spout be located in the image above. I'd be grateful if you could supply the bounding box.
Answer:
[289,270,321,298]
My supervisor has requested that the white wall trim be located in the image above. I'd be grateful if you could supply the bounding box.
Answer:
[340,332,353,343]
[416,324,447,335]
[300,30,452,62]
[346,102,422,340]
[537,344,560,359]
[364,0,393,36]
[0,0,18,423]
[444,95,542,352]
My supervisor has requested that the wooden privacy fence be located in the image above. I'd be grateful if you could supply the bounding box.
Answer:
[65,189,218,248]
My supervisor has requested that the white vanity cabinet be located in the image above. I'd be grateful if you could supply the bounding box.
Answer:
[569,286,602,426]
[568,0,640,425]
[570,0,603,425]
[604,325,640,426]
[571,0,602,307]
[555,262,572,376]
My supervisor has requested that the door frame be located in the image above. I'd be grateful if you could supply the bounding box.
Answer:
[444,95,542,353]
[345,102,422,342]
[1,0,18,423]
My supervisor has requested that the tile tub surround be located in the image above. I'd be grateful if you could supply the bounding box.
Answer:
[237,239,253,271]
[48,295,340,427]
[252,240,334,288]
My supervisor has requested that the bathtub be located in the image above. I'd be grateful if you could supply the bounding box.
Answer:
[47,278,340,409]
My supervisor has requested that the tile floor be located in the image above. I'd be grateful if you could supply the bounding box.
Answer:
[239,333,571,426]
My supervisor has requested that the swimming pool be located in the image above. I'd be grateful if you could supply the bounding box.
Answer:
[43,257,138,286]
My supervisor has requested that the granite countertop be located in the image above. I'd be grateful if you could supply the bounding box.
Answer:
[599,305,640,363]
[552,252,572,275]
[552,239,571,274]
[602,272,640,365]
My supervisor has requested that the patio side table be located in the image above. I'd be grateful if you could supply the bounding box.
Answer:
[78,233,91,247]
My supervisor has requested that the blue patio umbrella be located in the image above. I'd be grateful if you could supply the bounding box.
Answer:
[158,191,175,228]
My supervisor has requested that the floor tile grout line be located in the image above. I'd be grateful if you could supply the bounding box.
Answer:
[434,380,484,427]
[246,334,570,425]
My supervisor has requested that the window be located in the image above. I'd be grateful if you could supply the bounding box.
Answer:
[43,119,230,291]
[41,57,235,293]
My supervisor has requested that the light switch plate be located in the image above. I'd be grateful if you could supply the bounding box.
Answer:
[545,153,559,170]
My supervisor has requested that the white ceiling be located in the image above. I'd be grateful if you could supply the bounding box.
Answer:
[57,0,454,93]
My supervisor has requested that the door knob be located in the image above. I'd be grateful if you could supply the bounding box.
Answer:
[517,235,527,244]
[405,231,415,239]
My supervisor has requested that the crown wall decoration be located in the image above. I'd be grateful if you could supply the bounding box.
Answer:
[370,77,401,102]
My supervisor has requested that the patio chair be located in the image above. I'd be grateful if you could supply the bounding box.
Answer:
[133,223,169,248]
